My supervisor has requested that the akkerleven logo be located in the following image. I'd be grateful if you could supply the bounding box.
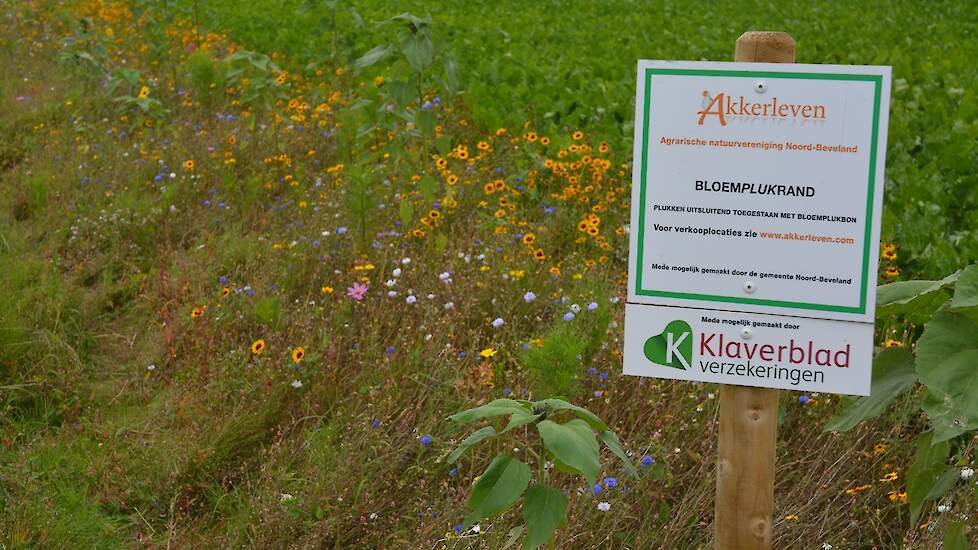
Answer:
[643,320,693,370]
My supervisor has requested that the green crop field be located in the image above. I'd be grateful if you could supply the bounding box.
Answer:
[0,0,976,548]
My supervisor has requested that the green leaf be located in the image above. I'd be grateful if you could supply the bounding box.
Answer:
[416,110,437,136]
[907,431,950,524]
[443,55,460,95]
[949,264,978,311]
[876,272,958,318]
[916,310,978,442]
[398,199,413,227]
[522,485,568,549]
[435,233,448,253]
[399,31,433,72]
[537,419,600,486]
[535,399,609,431]
[824,348,917,432]
[447,426,496,464]
[599,430,638,478]
[448,399,528,425]
[500,526,524,550]
[435,135,453,156]
[943,521,971,550]
[419,176,437,203]
[924,467,959,501]
[353,44,392,70]
[386,80,414,107]
[499,409,542,434]
[464,453,532,528]
[920,351,978,443]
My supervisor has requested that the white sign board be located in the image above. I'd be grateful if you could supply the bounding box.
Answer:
[624,61,891,395]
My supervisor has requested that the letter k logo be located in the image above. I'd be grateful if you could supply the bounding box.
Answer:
[644,320,693,370]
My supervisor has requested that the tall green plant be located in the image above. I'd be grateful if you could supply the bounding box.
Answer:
[827,263,978,524]
[446,398,636,549]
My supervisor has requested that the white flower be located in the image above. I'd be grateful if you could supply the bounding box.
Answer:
[401,257,411,265]
[406,295,417,304]
[471,524,480,533]
[387,291,397,298]
[597,501,611,512]
[425,334,432,341]
[426,293,435,299]
[290,380,303,389]
[369,512,378,520]
[570,303,581,313]
[821,544,833,550]
[147,364,156,371]
[279,493,295,503]
[392,268,402,277]
[491,318,505,328]
[385,279,397,287]
[524,291,536,302]
[937,504,951,513]
[961,468,975,480]
[439,271,451,281]
[443,302,454,310]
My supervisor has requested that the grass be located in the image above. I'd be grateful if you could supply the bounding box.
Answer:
[0,0,974,548]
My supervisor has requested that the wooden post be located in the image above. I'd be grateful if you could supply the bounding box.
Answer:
[714,31,795,550]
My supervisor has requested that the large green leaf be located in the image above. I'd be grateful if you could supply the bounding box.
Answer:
[398,199,413,227]
[907,431,950,524]
[447,426,496,464]
[875,272,958,318]
[386,80,415,107]
[535,399,609,432]
[599,430,639,478]
[943,521,971,550]
[464,453,532,528]
[825,348,917,432]
[916,309,978,441]
[522,485,568,549]
[920,351,978,442]
[448,399,528,425]
[353,44,393,70]
[400,31,433,72]
[500,409,542,434]
[948,264,978,311]
[537,419,600,486]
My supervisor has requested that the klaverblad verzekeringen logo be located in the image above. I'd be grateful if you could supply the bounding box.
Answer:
[644,320,693,370]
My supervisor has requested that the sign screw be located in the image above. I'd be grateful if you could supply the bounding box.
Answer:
[743,280,756,293]
[741,327,753,340]
[754,80,768,93]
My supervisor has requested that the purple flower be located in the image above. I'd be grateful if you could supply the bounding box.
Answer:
[798,395,810,404]
[371,418,381,428]
[491,318,505,328]
[588,302,598,311]
[592,484,602,494]
[503,388,512,396]
[386,346,395,355]
[563,312,576,321]
[603,477,618,489]
[641,455,654,467]
[336,226,348,235]
[219,275,229,285]
[587,367,597,376]
[524,291,536,302]
[448,467,458,477]
[453,523,463,534]
[419,435,433,446]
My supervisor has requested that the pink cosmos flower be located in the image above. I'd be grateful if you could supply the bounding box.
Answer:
[347,282,368,301]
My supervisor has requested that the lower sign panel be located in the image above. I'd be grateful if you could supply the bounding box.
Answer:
[623,303,873,395]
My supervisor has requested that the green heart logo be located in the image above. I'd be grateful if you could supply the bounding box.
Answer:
[644,320,693,370]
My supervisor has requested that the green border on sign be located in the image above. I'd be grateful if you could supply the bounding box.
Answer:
[635,67,883,314]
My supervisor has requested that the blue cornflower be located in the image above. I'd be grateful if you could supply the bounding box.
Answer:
[371,418,381,428]
[419,435,433,446]
[587,367,597,376]
[799,395,810,404]
[641,455,655,467]
[453,523,463,534]
[599,371,609,382]
[563,312,576,321]
[503,388,512,396]
[603,477,618,489]
[218,275,229,285]
[448,467,458,477]
[592,484,602,494]
[386,346,395,355]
